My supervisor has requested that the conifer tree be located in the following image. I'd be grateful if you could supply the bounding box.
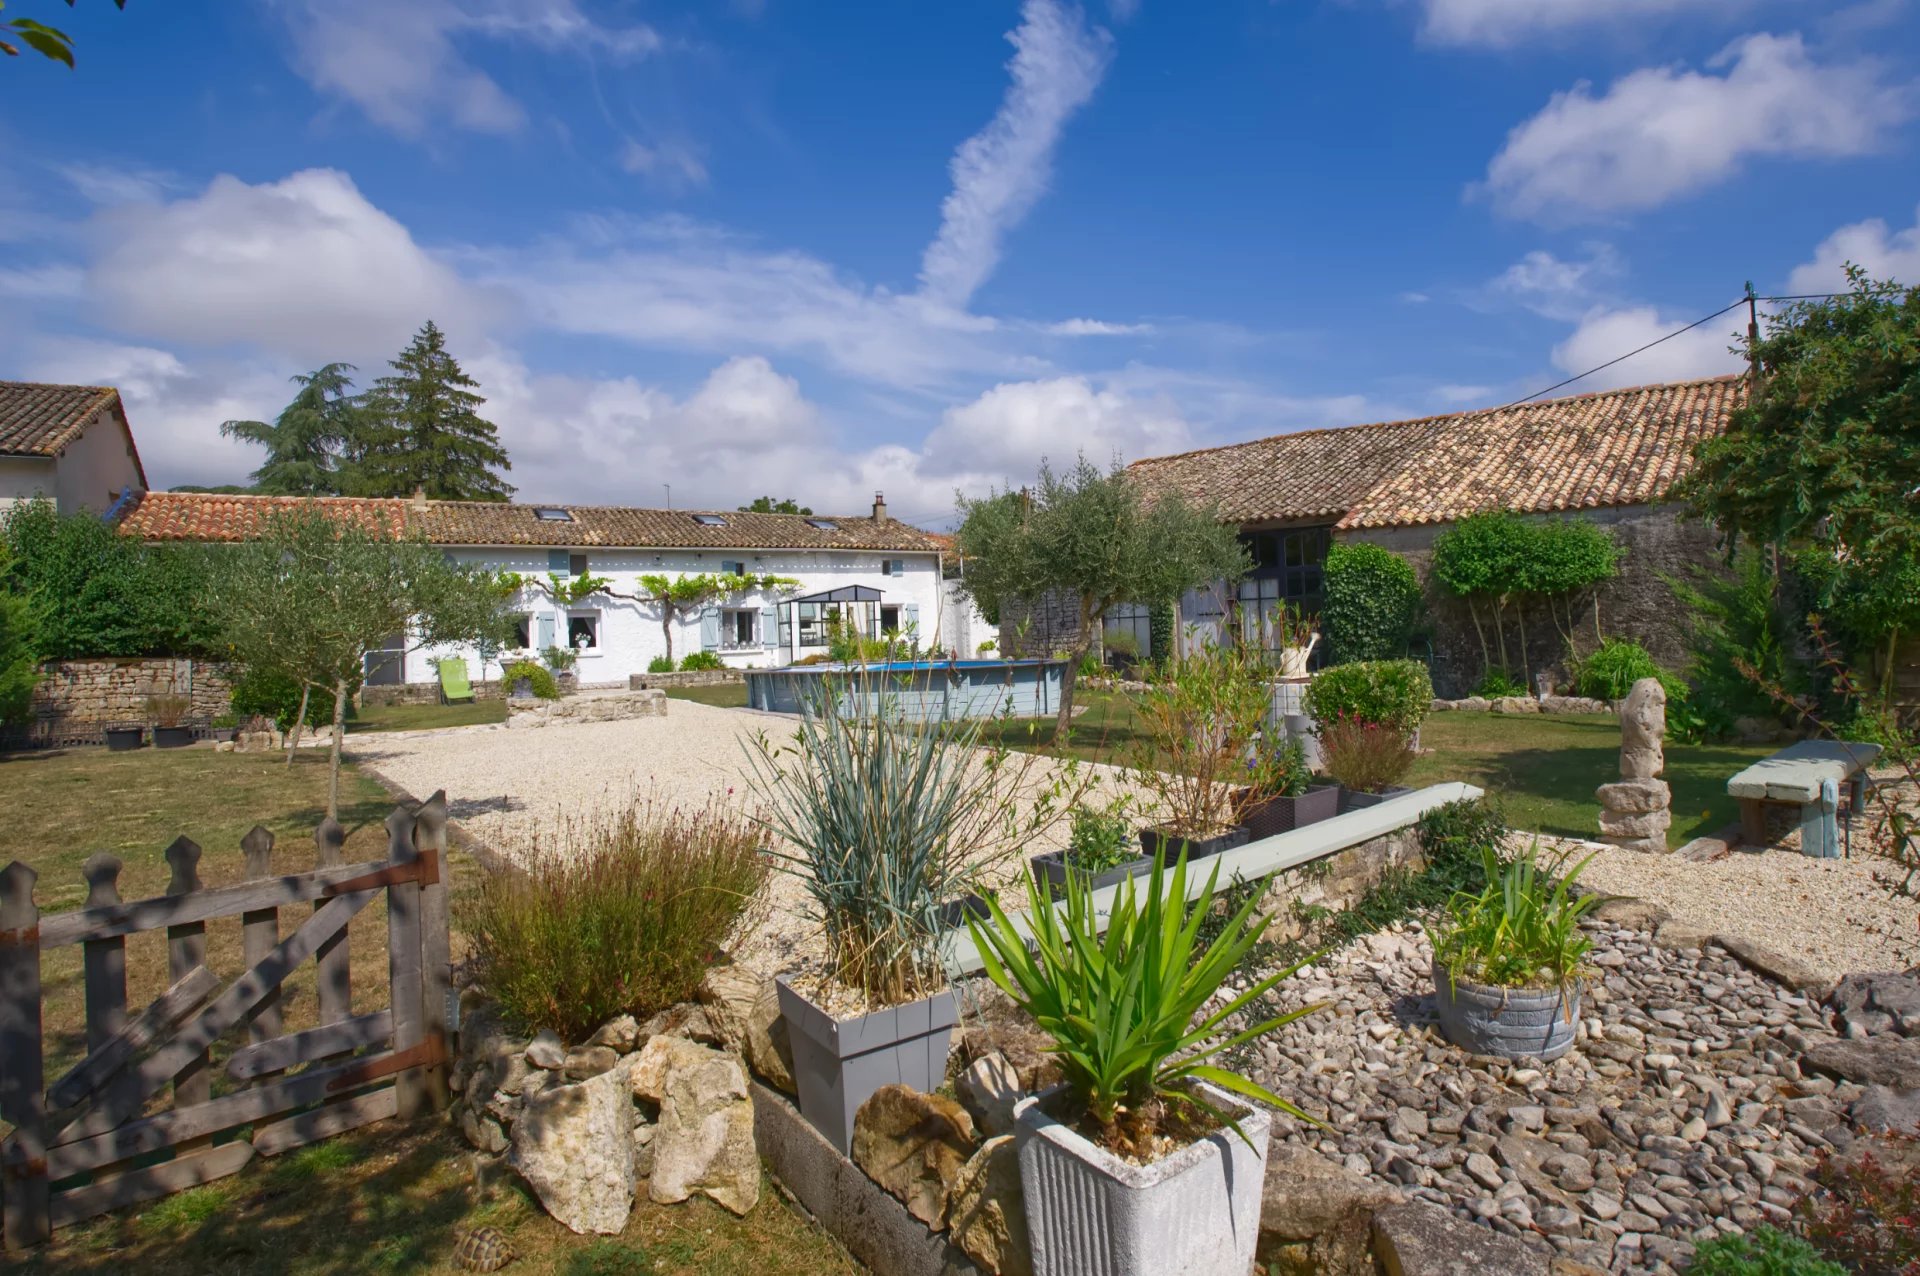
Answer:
[220,363,361,495]
[355,320,514,501]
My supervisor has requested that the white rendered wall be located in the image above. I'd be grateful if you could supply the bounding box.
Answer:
[403,546,947,686]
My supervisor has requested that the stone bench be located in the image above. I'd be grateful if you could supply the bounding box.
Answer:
[1726,739,1882,858]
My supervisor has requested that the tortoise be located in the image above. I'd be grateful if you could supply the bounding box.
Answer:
[452,1225,516,1272]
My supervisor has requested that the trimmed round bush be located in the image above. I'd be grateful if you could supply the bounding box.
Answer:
[1321,542,1422,663]
[1303,658,1433,734]
[502,658,559,699]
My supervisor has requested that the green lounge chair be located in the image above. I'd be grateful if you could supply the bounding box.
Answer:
[437,657,475,705]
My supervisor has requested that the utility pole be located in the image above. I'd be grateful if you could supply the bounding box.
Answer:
[664,483,672,512]
[1744,280,1760,392]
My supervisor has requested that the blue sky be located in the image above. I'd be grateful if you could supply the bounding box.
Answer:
[3,0,1917,526]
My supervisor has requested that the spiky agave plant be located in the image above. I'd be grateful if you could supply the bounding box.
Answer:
[968,850,1325,1152]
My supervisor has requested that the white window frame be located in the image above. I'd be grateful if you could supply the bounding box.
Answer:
[721,607,757,650]
[566,610,602,654]
[508,613,534,651]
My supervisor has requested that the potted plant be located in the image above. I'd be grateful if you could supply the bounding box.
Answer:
[969,852,1324,1276]
[1127,639,1268,862]
[103,722,143,751]
[1318,714,1417,810]
[1237,737,1340,838]
[746,670,1083,1153]
[210,712,239,744]
[1029,797,1150,899]
[541,644,577,691]
[1261,602,1319,679]
[1430,843,1601,1061]
[147,693,194,748]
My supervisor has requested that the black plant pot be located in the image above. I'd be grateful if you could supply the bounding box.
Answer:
[1239,783,1342,840]
[1137,824,1250,864]
[152,725,194,749]
[1029,848,1155,900]
[935,893,992,929]
[1339,784,1415,813]
[104,727,143,751]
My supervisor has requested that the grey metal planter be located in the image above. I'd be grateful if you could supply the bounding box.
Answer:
[774,975,957,1154]
[1014,1081,1269,1276]
[1239,783,1342,840]
[1431,958,1582,1061]
[1137,824,1249,864]
[1339,784,1414,813]
[1029,849,1154,900]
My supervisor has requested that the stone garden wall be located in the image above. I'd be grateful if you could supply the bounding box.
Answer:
[26,658,235,734]
[627,669,744,690]
[361,681,511,707]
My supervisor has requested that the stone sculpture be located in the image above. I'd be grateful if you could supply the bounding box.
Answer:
[1596,677,1672,853]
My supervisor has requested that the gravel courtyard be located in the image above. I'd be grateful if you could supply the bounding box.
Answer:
[347,698,1137,976]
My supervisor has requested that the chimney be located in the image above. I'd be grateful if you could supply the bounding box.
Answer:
[872,490,888,522]
[411,485,429,513]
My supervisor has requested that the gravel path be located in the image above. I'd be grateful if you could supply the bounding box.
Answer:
[347,700,1139,977]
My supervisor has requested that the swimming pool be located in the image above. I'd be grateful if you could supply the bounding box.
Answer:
[743,658,1068,720]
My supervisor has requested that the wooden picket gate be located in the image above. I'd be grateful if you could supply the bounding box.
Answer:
[0,791,455,1249]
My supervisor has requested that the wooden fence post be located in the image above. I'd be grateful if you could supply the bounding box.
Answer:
[382,807,428,1119]
[413,791,451,1111]
[240,827,281,1050]
[79,854,137,1120]
[164,838,209,1107]
[0,861,49,1251]
[313,817,349,1030]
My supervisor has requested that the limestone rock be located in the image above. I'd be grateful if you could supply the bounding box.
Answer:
[1714,934,1832,996]
[1259,1144,1405,1276]
[631,1034,721,1105]
[648,1039,758,1215]
[851,1084,977,1228]
[1851,1085,1920,1135]
[956,1052,1024,1139]
[632,1119,657,1178]
[698,965,795,1095]
[1371,1201,1551,1275]
[1617,678,1667,780]
[564,1045,620,1079]
[586,1014,640,1054]
[1456,697,1491,712]
[460,1108,508,1155]
[957,988,1063,1093]
[1596,809,1671,840]
[1594,779,1670,816]
[1490,696,1539,714]
[946,1136,1031,1276]
[508,1065,636,1235]
[1803,1036,1920,1089]
[640,1002,722,1048]
[525,1030,566,1070]
[1586,896,1671,930]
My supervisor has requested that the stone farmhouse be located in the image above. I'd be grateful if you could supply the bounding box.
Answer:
[1119,375,1746,696]
[0,381,148,516]
[115,489,951,688]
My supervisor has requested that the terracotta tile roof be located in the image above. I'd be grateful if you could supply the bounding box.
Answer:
[116,492,414,541]
[1129,375,1745,530]
[116,491,948,553]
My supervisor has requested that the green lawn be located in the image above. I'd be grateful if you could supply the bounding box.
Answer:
[994,689,1773,849]
[351,699,508,732]
[664,684,749,708]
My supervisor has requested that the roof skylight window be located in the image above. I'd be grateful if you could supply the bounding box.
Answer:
[805,518,840,530]
[534,507,574,522]
[692,514,728,527]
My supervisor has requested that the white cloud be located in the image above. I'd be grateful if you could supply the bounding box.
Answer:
[1420,0,1748,47]
[0,264,84,301]
[1787,205,1920,293]
[922,376,1191,479]
[59,162,175,206]
[1045,317,1152,336]
[276,0,658,139]
[1488,245,1620,320]
[85,169,490,366]
[617,140,709,192]
[917,0,1112,310]
[1549,304,1746,391]
[1483,34,1909,221]
[1432,383,1494,405]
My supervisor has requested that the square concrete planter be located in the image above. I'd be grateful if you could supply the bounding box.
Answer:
[774,975,957,1154]
[1014,1082,1270,1276]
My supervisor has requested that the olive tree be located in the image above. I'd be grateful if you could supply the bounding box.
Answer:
[211,508,506,815]
[955,455,1249,736]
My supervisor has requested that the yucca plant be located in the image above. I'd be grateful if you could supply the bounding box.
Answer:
[967,850,1323,1153]
[1430,842,1602,996]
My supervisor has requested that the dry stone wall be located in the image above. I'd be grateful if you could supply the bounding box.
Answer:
[26,658,234,734]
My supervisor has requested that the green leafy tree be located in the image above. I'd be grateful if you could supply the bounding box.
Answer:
[354,321,514,501]
[0,500,217,659]
[956,455,1249,736]
[210,508,504,815]
[0,557,39,727]
[2,0,122,66]
[740,496,813,515]
[220,363,363,495]
[1431,511,1619,688]
[1320,542,1421,663]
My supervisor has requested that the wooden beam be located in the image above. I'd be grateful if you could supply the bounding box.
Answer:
[413,792,452,1111]
[48,1141,255,1230]
[225,1011,391,1082]
[46,966,220,1112]
[0,861,49,1251]
[312,818,351,1032]
[165,838,210,1109]
[383,808,429,1120]
[251,1087,398,1158]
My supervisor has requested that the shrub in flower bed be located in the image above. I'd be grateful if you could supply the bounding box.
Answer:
[1689,1226,1845,1276]
[465,800,769,1041]
[1302,658,1432,734]
[1317,715,1417,795]
[1799,1133,1920,1274]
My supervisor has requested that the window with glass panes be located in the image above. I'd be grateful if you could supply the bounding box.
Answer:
[1236,526,1331,650]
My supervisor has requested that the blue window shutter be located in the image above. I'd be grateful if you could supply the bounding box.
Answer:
[536,613,555,648]
[700,607,721,651]
[548,550,570,576]
[761,607,778,648]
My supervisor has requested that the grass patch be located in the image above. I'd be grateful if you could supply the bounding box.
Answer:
[662,684,748,709]
[18,1123,857,1276]
[351,699,507,732]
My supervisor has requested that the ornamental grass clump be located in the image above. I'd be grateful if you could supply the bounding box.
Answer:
[968,851,1323,1157]
[746,674,1081,1007]
[1430,843,1601,996]
[466,800,769,1041]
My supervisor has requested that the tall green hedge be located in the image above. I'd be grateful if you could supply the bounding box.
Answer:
[1321,542,1421,663]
